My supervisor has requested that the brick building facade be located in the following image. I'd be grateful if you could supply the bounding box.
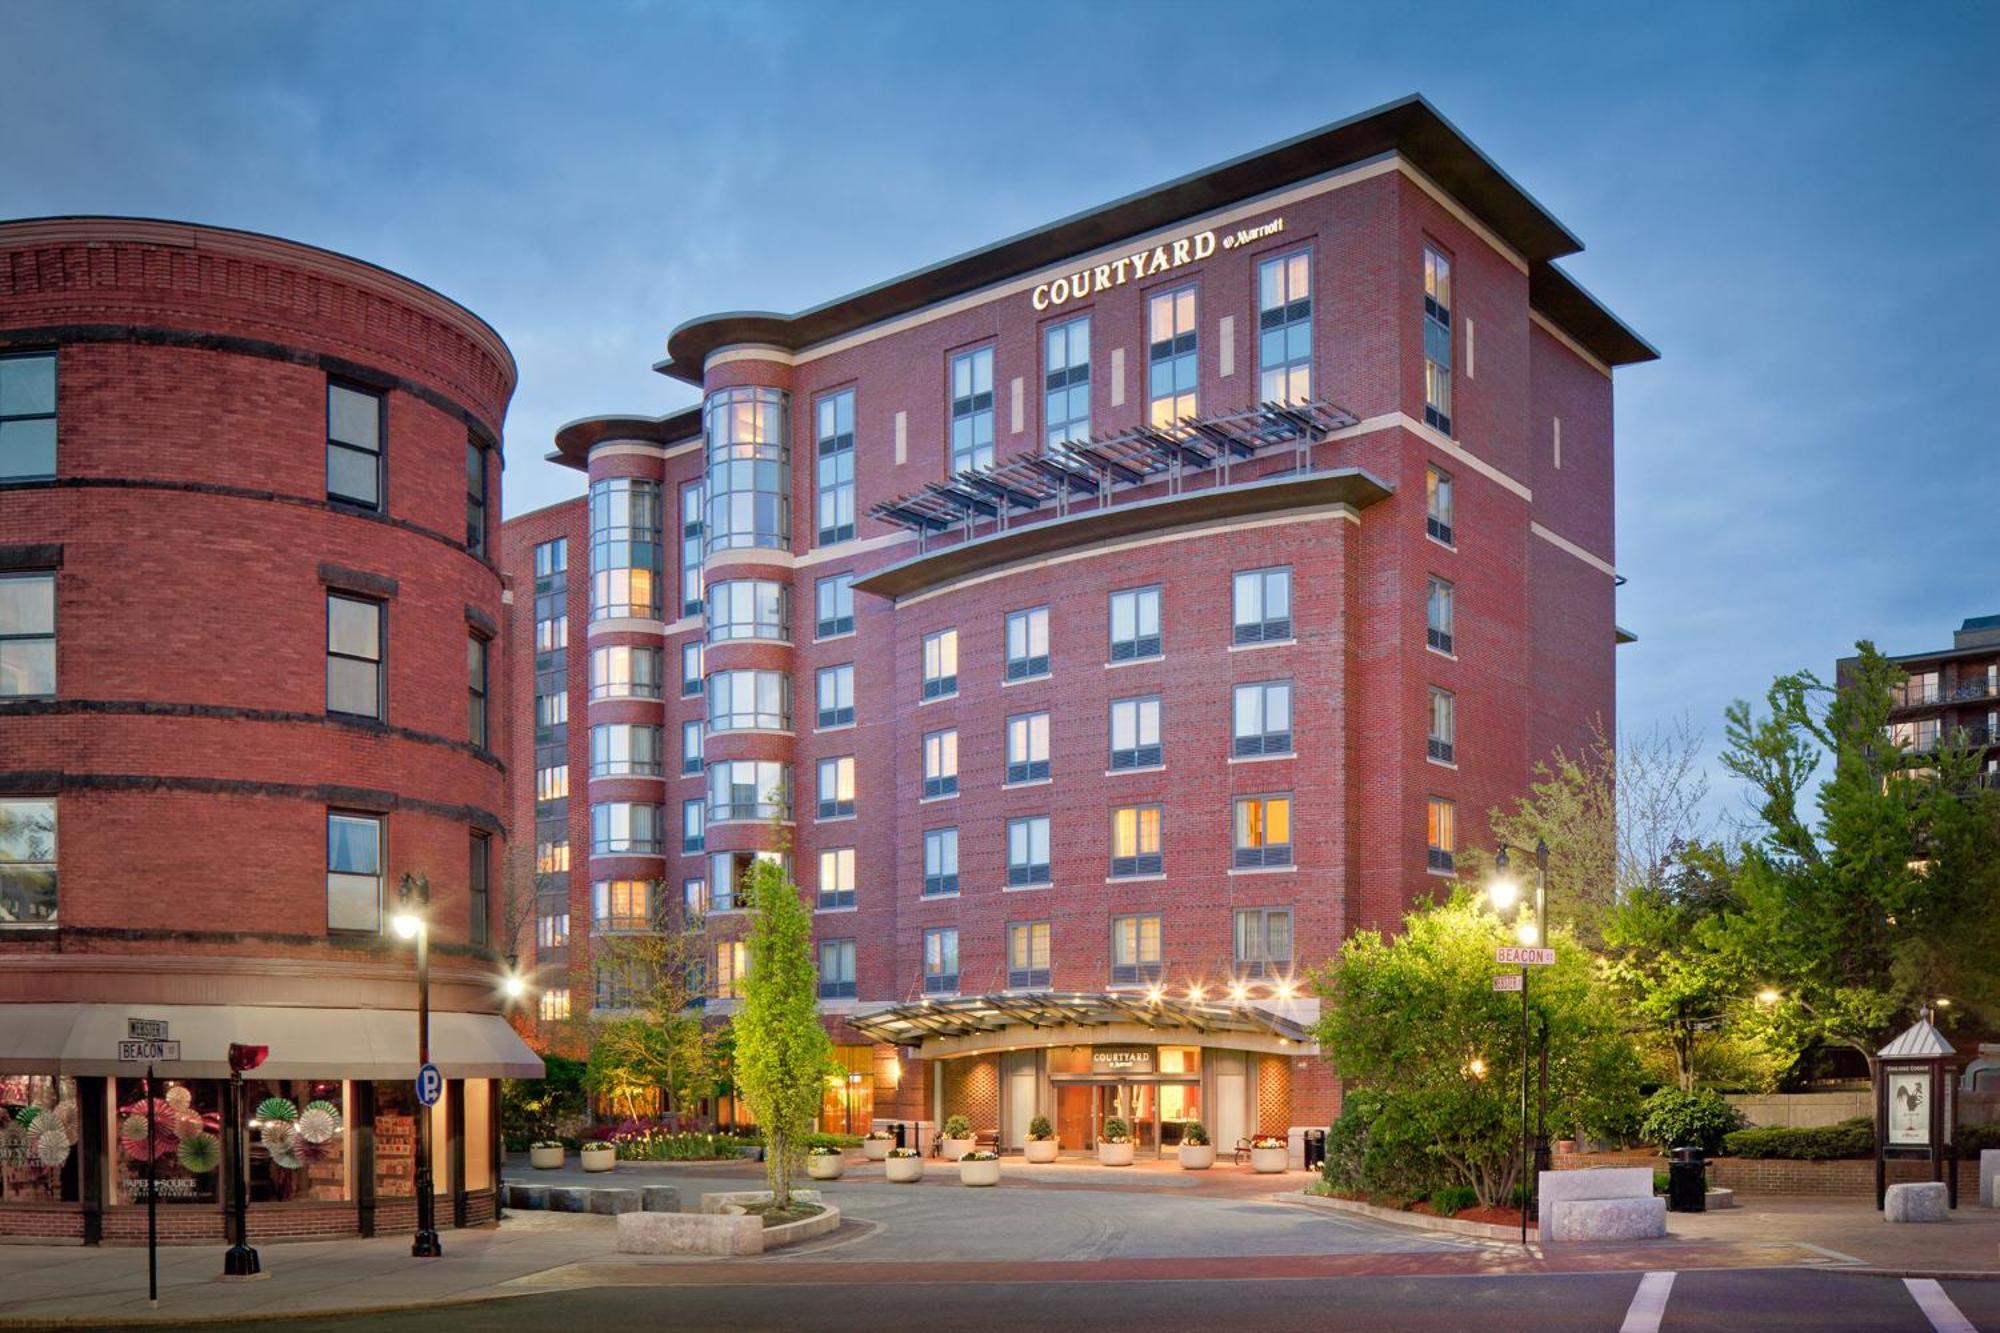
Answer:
[501,96,1654,1156]
[0,218,538,1242]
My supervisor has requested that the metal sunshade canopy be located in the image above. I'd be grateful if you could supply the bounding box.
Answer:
[847,991,1315,1046]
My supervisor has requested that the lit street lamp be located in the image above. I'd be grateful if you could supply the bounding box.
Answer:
[1488,838,1549,1245]
[392,873,442,1259]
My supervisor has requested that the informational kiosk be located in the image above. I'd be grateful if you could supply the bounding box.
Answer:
[1875,1015,1960,1209]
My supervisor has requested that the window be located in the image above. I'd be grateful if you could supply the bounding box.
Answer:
[535,764,568,802]
[469,830,489,947]
[1006,712,1051,783]
[591,723,663,777]
[1232,567,1292,644]
[593,879,656,933]
[467,634,489,747]
[680,483,705,616]
[923,629,959,699]
[536,897,570,951]
[1258,251,1312,403]
[538,989,571,1023]
[817,756,855,819]
[326,812,381,933]
[466,441,488,555]
[708,759,789,822]
[1423,246,1453,434]
[535,538,569,579]
[816,573,855,638]
[1426,466,1454,545]
[682,720,705,775]
[1233,795,1293,868]
[712,939,749,1000]
[1111,913,1162,986]
[817,663,855,728]
[818,939,857,999]
[0,351,57,480]
[1109,585,1161,661]
[1044,316,1091,447]
[590,478,664,620]
[682,798,705,853]
[1110,805,1163,877]
[592,645,661,699]
[1901,670,1942,707]
[706,580,789,643]
[0,798,57,927]
[1428,688,1456,764]
[1234,907,1293,977]
[1147,286,1198,427]
[923,927,959,995]
[704,385,791,553]
[535,690,567,734]
[1007,921,1052,989]
[949,347,995,472]
[534,589,567,652]
[709,850,783,913]
[536,826,569,874]
[1109,695,1162,770]
[923,828,959,897]
[817,847,856,910]
[1007,816,1051,886]
[1426,577,1455,654]
[596,959,650,1010]
[816,388,856,545]
[0,572,55,699]
[1232,680,1293,757]
[326,593,384,720]
[592,802,662,855]
[1427,796,1456,872]
[326,381,383,508]
[1005,606,1050,680]
[683,877,708,916]
[708,669,790,732]
[923,729,958,798]
[681,640,703,696]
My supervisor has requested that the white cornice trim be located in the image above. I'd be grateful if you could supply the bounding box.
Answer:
[1529,310,1613,379]
[703,345,800,373]
[795,529,918,569]
[586,616,668,639]
[1396,158,1530,277]
[1530,521,1617,578]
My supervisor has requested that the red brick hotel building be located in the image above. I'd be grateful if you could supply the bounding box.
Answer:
[503,96,1654,1156]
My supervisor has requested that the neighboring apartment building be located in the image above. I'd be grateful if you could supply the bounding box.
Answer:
[500,96,1654,1154]
[0,218,537,1243]
[1845,615,2000,780]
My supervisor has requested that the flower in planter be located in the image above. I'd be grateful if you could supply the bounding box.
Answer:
[865,1129,895,1141]
[1101,1117,1132,1144]
[530,1140,564,1150]
[582,1140,614,1151]
[1181,1120,1211,1147]
[808,1145,843,1157]
[1026,1115,1055,1141]
[942,1115,972,1139]
[959,1150,998,1162]
[886,1148,920,1159]
[1249,1134,1286,1150]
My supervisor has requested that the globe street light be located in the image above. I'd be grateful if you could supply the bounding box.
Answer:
[1488,838,1550,1245]
[394,873,441,1259]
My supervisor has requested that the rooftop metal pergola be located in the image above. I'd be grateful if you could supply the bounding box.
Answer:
[869,399,1361,548]
[846,991,1315,1047]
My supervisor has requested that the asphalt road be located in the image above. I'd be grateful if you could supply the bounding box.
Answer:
[89,1269,2000,1332]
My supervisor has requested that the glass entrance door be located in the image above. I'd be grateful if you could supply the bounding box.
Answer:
[1089,1083,1164,1155]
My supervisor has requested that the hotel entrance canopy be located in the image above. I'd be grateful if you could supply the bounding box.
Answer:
[848,991,1316,1048]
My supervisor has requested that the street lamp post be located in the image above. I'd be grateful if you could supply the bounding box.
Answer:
[394,874,442,1259]
[1488,838,1550,1245]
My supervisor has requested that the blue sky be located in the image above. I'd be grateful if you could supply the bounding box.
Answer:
[6,1,1995,818]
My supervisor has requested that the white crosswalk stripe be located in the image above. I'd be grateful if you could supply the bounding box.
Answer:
[1618,1270,1675,1333]
[1905,1278,1976,1333]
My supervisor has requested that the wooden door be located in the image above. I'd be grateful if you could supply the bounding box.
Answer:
[1056,1085,1092,1151]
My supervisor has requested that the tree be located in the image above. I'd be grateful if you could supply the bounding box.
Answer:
[1314,891,1642,1207]
[732,851,831,1207]
[591,900,716,1126]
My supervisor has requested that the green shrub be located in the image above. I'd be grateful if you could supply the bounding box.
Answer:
[500,1053,588,1151]
[1722,1116,1873,1160]
[1428,1185,1478,1216]
[1181,1120,1210,1147]
[1318,1088,1448,1200]
[942,1115,972,1139]
[1638,1089,1743,1156]
[1958,1123,2000,1152]
[1027,1115,1054,1140]
[1102,1117,1131,1143]
[1653,1170,1670,1195]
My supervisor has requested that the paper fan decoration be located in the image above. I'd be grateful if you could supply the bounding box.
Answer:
[164,1085,192,1111]
[295,1104,339,1145]
[119,1113,151,1143]
[33,1122,70,1168]
[176,1131,221,1174]
[170,1107,205,1140]
[256,1097,300,1124]
[14,1105,40,1130]
[261,1123,303,1170]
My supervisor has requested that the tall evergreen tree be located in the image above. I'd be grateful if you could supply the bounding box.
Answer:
[732,851,831,1207]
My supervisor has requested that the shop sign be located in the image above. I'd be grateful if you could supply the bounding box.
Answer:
[1029,216,1285,311]
[121,1177,196,1200]
[1090,1047,1154,1073]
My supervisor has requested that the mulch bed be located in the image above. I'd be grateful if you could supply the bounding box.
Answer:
[745,1201,826,1228]
[1321,1189,1525,1229]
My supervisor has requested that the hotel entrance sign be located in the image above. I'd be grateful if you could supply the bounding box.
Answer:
[1090,1048,1154,1074]
[1029,217,1286,311]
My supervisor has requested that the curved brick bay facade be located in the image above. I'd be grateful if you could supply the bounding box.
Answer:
[503,97,1655,1157]
[0,218,537,1242]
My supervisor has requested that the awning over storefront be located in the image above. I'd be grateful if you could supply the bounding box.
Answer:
[848,991,1318,1048]
[0,1003,544,1080]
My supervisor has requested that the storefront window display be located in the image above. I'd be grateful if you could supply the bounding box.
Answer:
[113,1077,221,1206]
[245,1080,347,1203]
[0,1075,80,1203]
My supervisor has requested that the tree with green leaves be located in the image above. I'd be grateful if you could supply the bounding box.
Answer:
[590,900,715,1126]
[732,851,832,1207]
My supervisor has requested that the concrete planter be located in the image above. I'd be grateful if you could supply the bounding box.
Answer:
[1250,1146,1288,1174]
[959,1157,1001,1187]
[1098,1140,1135,1167]
[1178,1143,1216,1170]
[1023,1139,1060,1163]
[581,1145,617,1173]
[885,1155,924,1183]
[942,1137,977,1162]
[529,1146,565,1170]
[862,1137,893,1161]
[806,1153,845,1180]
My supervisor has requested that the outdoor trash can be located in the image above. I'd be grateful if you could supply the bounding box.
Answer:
[1668,1146,1706,1212]
[1303,1129,1327,1171]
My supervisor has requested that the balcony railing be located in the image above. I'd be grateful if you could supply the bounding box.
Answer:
[1891,677,2000,710]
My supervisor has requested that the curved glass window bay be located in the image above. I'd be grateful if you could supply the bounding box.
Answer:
[591,801,663,855]
[707,669,790,732]
[708,759,790,822]
[706,579,789,643]
[590,644,662,700]
[704,386,790,553]
[591,723,663,777]
[590,478,664,621]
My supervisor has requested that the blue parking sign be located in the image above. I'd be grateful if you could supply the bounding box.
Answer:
[417,1061,443,1107]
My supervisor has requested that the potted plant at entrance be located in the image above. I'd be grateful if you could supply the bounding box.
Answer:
[885,1147,924,1183]
[941,1115,976,1162]
[1098,1117,1135,1167]
[580,1139,617,1172]
[1023,1115,1060,1163]
[862,1128,896,1161]
[529,1139,565,1170]
[1177,1121,1215,1170]
[1248,1133,1288,1174]
[958,1148,1001,1187]
[806,1143,846,1180]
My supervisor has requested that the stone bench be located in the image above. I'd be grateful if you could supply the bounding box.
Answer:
[547,1187,593,1213]
[1539,1167,1666,1242]
[589,1187,642,1215]
[1885,1182,1949,1223]
[1981,1150,2000,1208]
[642,1185,681,1213]
[617,1210,763,1256]
[506,1183,549,1210]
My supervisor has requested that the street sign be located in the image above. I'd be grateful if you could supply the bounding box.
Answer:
[416,1061,443,1107]
[1492,973,1524,992]
[127,1018,170,1041]
[1495,946,1556,966]
[118,1040,181,1063]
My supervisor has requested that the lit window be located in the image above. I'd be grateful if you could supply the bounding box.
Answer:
[923,828,959,897]
[1109,586,1161,661]
[1147,286,1198,428]
[707,760,790,823]
[708,669,790,732]
[816,389,856,545]
[1232,567,1292,644]
[326,593,384,720]
[1006,712,1051,783]
[816,572,855,638]
[591,723,663,777]
[1427,797,1456,872]
[817,663,855,728]
[536,900,569,950]
[591,802,662,855]
[1258,251,1312,403]
[1233,795,1293,868]
[949,348,995,472]
[1234,908,1292,976]
[1111,914,1162,985]
[326,381,382,508]
[591,645,661,699]
[1109,695,1162,770]
[818,939,857,999]
[0,351,57,480]
[1044,316,1091,447]
[1426,466,1454,545]
[0,572,56,699]
[923,927,959,994]
[706,579,789,643]
[1007,816,1051,886]
[923,629,959,699]
[538,989,571,1023]
[817,847,856,910]
[1232,680,1293,757]
[1428,688,1456,764]
[0,798,58,927]
[1426,578,1455,655]
[593,879,655,933]
[536,765,569,802]
[704,386,790,553]
[712,939,749,999]
[589,478,664,621]
[1007,921,1051,989]
[1006,607,1050,680]
[923,730,958,798]
[1110,805,1163,877]
[683,877,708,916]
[1423,247,1453,434]
[326,811,381,933]
[817,756,856,820]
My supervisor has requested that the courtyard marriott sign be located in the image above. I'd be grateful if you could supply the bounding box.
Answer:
[1030,217,1286,310]
[1090,1047,1154,1073]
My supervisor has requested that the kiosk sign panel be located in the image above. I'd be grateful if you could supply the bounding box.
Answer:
[1886,1067,1930,1147]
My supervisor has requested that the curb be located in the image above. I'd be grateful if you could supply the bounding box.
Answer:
[1836,1267,2000,1283]
[1281,1190,1537,1243]
[0,1287,526,1330]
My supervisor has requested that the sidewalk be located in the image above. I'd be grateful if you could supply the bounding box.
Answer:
[1658,1195,2000,1275]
